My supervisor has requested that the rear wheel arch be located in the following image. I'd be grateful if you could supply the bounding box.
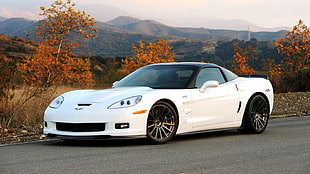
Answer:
[247,92,270,111]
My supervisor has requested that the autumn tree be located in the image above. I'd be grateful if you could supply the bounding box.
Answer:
[275,20,310,72]
[231,43,257,75]
[271,20,310,93]
[0,0,97,128]
[0,55,18,127]
[18,0,97,88]
[261,58,282,75]
[119,40,175,75]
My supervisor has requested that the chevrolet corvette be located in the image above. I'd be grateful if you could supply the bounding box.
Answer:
[43,62,273,143]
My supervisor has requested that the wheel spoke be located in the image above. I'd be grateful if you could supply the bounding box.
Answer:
[149,126,156,135]
[254,120,259,130]
[162,125,173,133]
[158,127,163,139]
[255,119,262,130]
[155,127,159,139]
[163,122,174,126]
[158,106,167,119]
[159,127,167,139]
[147,124,155,129]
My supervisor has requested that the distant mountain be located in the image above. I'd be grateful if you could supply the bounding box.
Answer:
[0,16,6,22]
[0,18,37,37]
[107,16,142,26]
[105,16,287,41]
[190,18,291,32]
[0,2,291,32]
[0,16,285,61]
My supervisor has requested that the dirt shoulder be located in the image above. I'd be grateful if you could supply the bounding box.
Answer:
[1,92,309,145]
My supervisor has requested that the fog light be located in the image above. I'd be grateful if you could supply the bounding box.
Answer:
[115,123,130,129]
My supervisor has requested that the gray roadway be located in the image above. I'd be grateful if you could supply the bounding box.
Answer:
[1,116,310,174]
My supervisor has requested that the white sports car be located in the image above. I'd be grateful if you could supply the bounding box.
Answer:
[43,62,273,143]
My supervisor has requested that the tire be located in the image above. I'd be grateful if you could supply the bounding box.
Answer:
[146,101,178,144]
[239,95,270,134]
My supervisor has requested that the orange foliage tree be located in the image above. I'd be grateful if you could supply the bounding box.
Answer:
[275,20,310,72]
[19,44,93,87]
[18,0,97,88]
[231,43,257,75]
[0,55,18,127]
[119,40,175,75]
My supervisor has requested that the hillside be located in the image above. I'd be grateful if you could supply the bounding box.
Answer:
[0,34,38,59]
[0,16,284,68]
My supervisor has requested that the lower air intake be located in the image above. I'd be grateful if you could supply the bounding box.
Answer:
[56,122,105,132]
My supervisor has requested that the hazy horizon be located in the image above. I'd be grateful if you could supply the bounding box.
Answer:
[0,0,309,30]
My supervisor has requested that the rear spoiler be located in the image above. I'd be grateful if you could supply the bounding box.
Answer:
[239,75,268,80]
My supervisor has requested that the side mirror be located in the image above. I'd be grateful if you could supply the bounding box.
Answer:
[112,81,119,88]
[199,80,219,93]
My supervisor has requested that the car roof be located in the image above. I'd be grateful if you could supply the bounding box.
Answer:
[147,62,220,68]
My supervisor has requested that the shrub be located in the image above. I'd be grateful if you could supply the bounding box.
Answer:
[270,68,310,93]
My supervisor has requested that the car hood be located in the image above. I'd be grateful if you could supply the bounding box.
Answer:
[62,87,153,103]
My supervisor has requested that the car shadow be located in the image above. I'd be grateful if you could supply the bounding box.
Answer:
[173,129,241,142]
[41,129,243,147]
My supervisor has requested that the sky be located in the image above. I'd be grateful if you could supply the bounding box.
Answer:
[0,0,309,29]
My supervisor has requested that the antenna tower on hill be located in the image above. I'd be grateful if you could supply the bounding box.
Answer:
[248,25,251,40]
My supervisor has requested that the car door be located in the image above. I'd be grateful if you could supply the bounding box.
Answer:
[191,67,240,128]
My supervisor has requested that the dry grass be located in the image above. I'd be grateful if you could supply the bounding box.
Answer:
[8,86,83,128]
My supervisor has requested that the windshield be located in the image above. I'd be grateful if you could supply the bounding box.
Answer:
[114,65,196,89]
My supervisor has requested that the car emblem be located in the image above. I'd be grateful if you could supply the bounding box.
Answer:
[74,107,84,110]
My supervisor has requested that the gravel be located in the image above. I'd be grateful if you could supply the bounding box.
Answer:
[272,92,310,117]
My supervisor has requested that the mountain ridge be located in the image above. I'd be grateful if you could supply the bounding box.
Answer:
[0,16,285,62]
[0,5,291,32]
[102,16,287,41]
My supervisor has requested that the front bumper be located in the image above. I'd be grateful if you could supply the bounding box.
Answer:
[43,105,148,138]
[42,134,146,140]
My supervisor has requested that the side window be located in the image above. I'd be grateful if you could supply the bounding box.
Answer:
[221,67,238,81]
[195,68,226,88]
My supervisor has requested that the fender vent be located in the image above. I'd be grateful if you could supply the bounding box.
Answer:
[237,101,242,113]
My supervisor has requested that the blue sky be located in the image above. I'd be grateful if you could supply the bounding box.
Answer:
[0,0,309,28]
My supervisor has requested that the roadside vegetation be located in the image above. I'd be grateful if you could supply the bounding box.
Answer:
[0,0,309,143]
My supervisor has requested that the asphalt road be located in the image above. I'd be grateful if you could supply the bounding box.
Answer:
[1,116,310,174]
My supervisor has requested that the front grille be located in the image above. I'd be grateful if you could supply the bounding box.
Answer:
[56,122,105,132]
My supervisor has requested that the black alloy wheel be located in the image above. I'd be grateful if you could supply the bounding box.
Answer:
[240,95,270,134]
[146,101,178,144]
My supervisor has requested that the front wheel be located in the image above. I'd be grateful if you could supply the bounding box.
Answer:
[239,95,270,134]
[146,101,178,144]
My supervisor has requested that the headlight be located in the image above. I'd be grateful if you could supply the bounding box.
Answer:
[49,96,64,109]
[108,96,142,109]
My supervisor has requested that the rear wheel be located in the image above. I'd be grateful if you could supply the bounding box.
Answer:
[239,95,269,134]
[146,101,178,144]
